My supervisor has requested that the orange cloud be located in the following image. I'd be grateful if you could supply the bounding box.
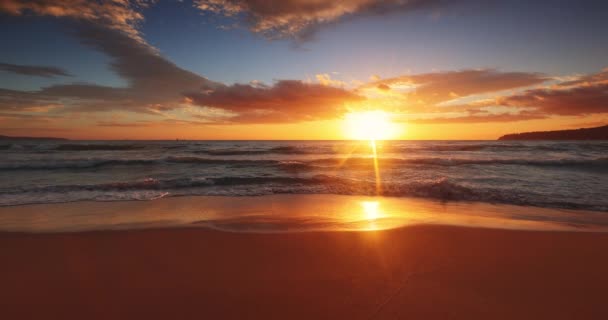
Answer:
[185,80,363,123]
[315,73,346,87]
[366,69,548,106]
[406,69,608,123]
[498,83,608,115]
[409,111,546,124]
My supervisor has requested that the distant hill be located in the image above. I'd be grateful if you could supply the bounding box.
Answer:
[498,125,608,140]
[0,135,68,141]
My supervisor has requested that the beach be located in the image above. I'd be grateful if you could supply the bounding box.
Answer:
[3,1,608,318]
[1,197,608,319]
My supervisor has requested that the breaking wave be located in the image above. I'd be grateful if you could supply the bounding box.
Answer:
[2,175,605,211]
[2,156,606,171]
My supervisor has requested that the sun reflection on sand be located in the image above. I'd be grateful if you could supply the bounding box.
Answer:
[360,200,386,231]
[361,201,381,220]
[0,194,603,234]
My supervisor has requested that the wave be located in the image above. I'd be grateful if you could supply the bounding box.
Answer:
[2,155,606,171]
[54,144,145,151]
[0,159,160,170]
[3,175,605,211]
[0,156,282,170]
[198,143,608,155]
[192,143,608,155]
[394,143,608,153]
[4,142,607,156]
[289,157,608,170]
[164,156,278,165]
[195,145,316,155]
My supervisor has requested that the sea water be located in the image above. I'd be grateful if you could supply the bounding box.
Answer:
[1,140,607,211]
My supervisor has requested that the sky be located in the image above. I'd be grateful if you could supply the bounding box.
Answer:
[0,0,607,140]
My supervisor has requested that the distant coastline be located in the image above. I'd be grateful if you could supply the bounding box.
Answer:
[0,135,68,141]
[498,125,608,140]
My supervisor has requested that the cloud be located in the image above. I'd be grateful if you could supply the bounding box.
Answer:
[0,0,152,42]
[404,68,608,123]
[409,110,546,124]
[0,1,219,115]
[1,29,361,124]
[376,83,390,91]
[555,68,608,88]
[2,1,607,129]
[315,73,346,87]
[54,24,217,108]
[1,23,219,114]
[195,0,451,39]
[366,69,548,106]
[185,80,363,123]
[495,69,608,116]
[96,119,214,128]
[0,62,71,77]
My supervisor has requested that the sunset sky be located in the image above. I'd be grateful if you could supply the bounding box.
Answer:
[1,0,607,140]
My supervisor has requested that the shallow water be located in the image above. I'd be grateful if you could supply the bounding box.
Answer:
[1,140,607,211]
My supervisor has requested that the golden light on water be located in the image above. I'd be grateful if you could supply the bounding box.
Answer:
[342,110,402,195]
[370,140,381,194]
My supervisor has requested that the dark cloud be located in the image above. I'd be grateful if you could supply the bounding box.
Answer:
[0,62,71,77]
[195,0,452,39]
[1,23,219,114]
[43,23,218,112]
[0,88,61,112]
[186,80,363,123]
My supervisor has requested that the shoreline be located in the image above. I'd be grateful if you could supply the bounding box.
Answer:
[2,224,607,319]
[1,194,607,234]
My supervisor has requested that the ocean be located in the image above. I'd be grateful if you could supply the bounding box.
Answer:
[1,140,607,211]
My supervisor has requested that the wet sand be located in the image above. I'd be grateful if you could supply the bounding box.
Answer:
[1,224,608,319]
[2,194,606,233]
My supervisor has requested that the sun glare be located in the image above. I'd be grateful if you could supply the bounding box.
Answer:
[343,110,400,141]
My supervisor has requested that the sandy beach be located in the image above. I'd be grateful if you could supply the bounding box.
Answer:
[2,223,608,319]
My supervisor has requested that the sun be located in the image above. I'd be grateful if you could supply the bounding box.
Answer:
[343,110,400,140]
